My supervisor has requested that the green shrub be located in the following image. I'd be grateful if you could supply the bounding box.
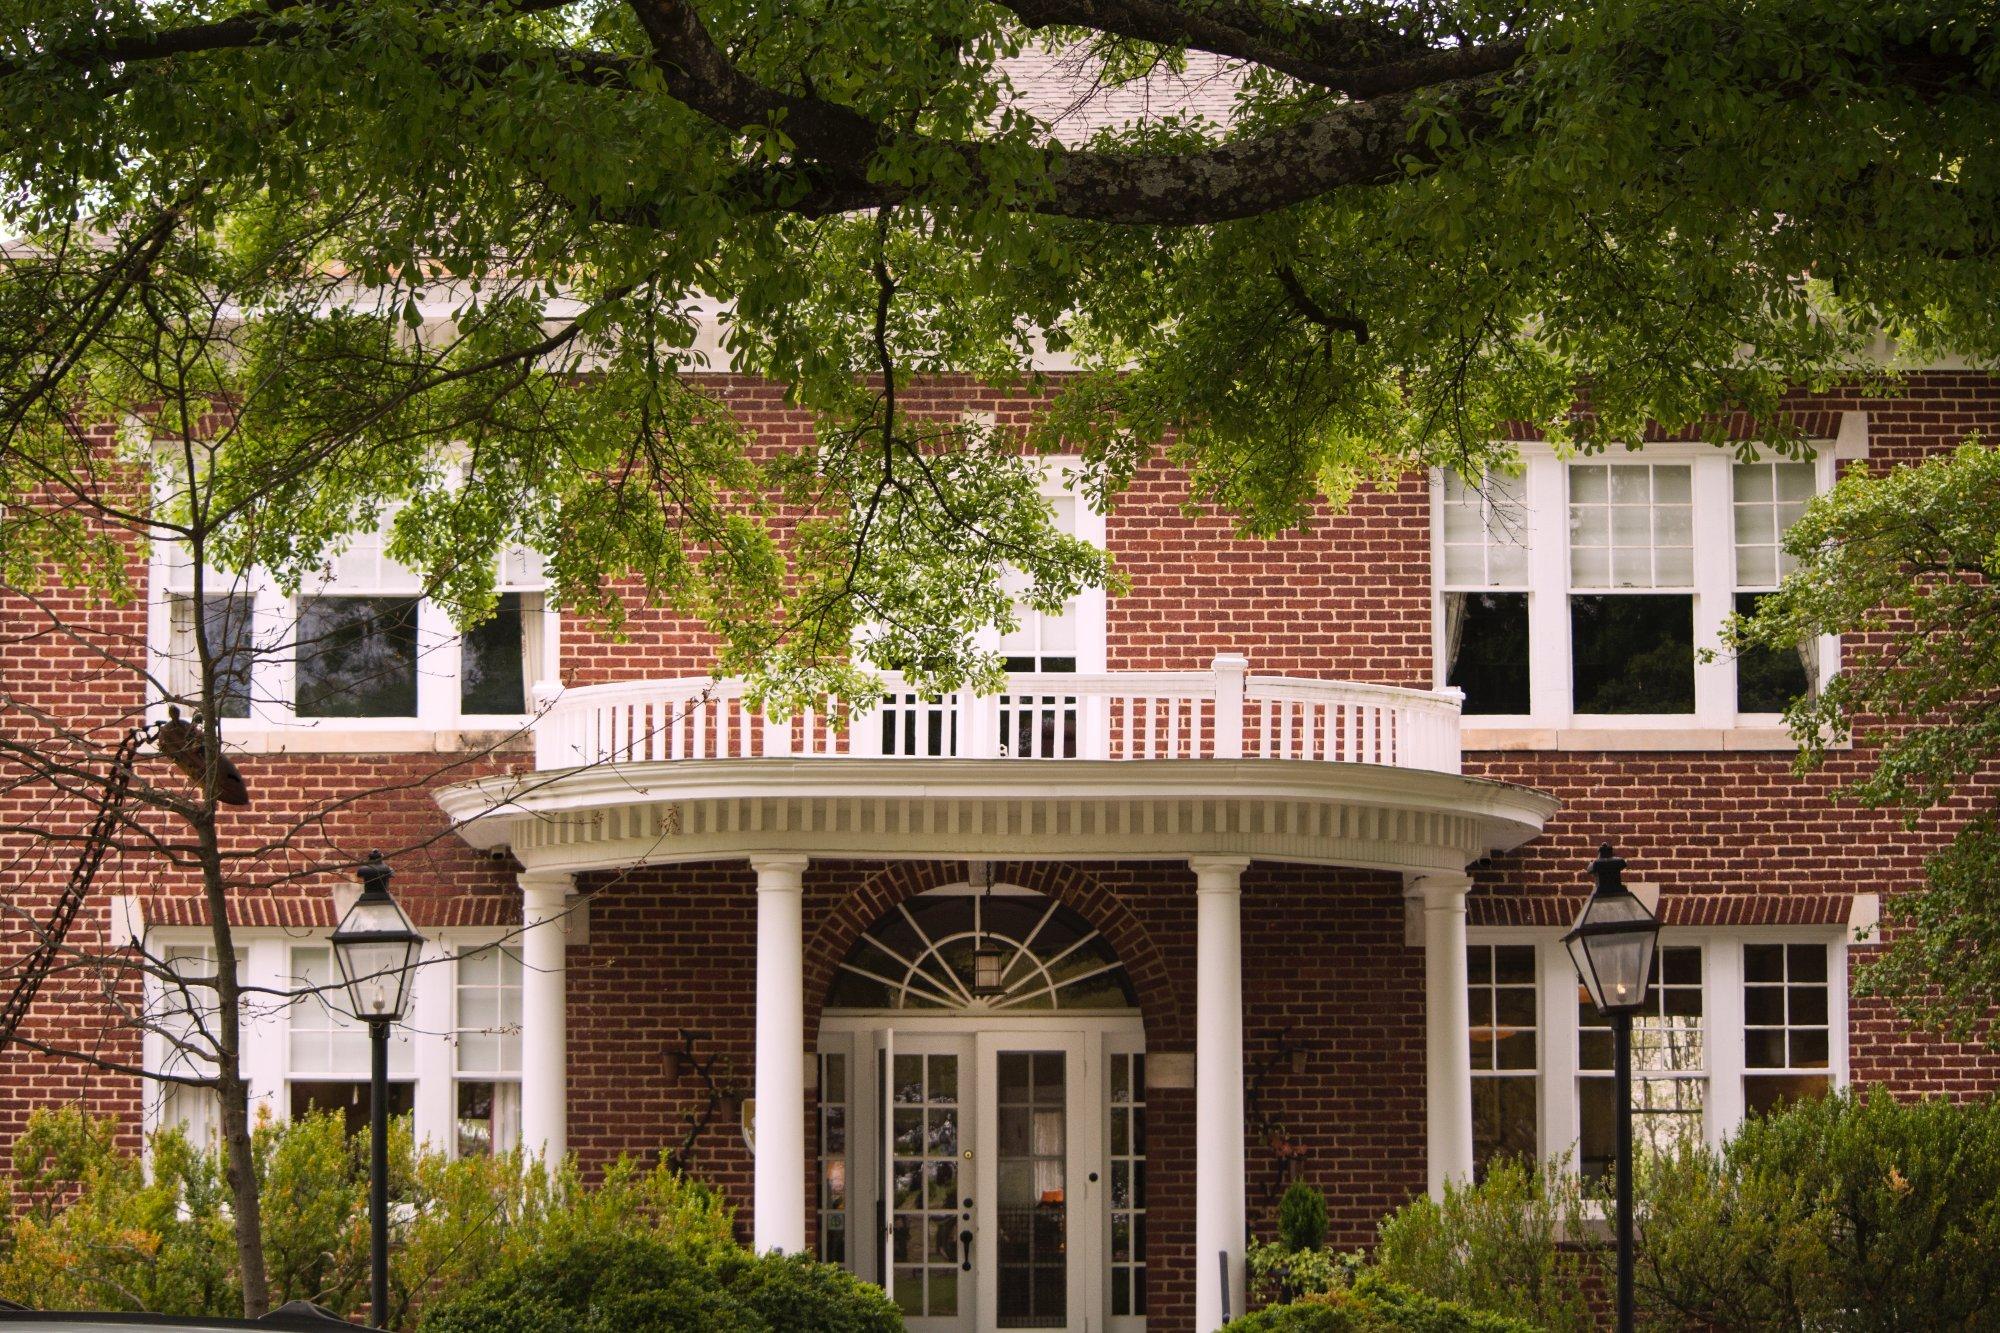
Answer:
[1637,1088,2000,1331]
[1279,1180,1330,1253]
[417,1233,899,1333]
[0,1107,237,1315]
[1371,1156,1595,1333]
[0,1107,739,1329]
[1223,1272,1538,1332]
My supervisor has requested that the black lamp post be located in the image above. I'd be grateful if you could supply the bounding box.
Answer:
[330,851,424,1328]
[1562,843,1659,1333]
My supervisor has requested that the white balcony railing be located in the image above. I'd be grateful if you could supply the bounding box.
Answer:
[532,655,1463,775]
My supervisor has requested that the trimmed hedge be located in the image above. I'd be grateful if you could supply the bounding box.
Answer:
[1222,1273,1538,1333]
[416,1233,900,1333]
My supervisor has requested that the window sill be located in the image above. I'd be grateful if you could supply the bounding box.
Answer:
[218,724,536,755]
[1461,723,1818,753]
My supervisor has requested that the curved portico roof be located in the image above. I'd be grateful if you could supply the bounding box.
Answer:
[435,755,1557,879]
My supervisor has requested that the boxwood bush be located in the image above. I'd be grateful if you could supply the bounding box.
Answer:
[416,1233,899,1333]
[1222,1272,1538,1332]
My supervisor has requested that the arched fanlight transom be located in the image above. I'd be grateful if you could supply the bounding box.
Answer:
[826,889,1136,1012]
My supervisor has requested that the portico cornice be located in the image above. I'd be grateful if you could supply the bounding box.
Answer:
[435,757,1558,878]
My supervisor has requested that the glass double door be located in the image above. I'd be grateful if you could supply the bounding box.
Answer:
[881,1030,1090,1332]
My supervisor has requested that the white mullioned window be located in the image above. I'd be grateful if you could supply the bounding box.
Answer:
[148,521,556,735]
[453,943,524,1157]
[1106,1047,1148,1326]
[1433,430,1858,735]
[818,1051,850,1266]
[1577,944,1705,1186]
[1464,929,1849,1186]
[1467,943,1538,1178]
[143,929,518,1157]
[1439,471,1532,716]
[1732,462,1820,714]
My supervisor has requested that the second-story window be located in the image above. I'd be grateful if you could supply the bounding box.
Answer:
[1440,471,1531,715]
[153,522,550,730]
[1568,463,1696,714]
[1732,462,1817,714]
[164,590,256,719]
[1435,444,1838,729]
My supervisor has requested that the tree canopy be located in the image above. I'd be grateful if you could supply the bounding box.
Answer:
[4,0,1997,698]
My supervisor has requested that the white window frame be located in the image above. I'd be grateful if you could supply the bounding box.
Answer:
[1467,940,1541,1176]
[450,935,525,1158]
[979,453,1109,673]
[1467,926,1850,1173]
[1436,412,1867,749]
[147,533,559,752]
[142,927,518,1158]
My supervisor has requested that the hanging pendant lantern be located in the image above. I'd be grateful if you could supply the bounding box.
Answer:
[969,859,1006,998]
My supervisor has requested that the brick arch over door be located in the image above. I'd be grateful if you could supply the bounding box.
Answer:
[803,860,1188,1049]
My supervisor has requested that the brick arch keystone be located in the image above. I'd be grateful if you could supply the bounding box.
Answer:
[803,861,1188,1049]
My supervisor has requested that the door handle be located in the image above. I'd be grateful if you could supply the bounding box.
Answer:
[960,1229,973,1272]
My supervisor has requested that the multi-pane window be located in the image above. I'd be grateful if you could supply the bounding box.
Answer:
[1440,471,1531,715]
[1733,463,1817,713]
[1435,447,1844,726]
[156,521,548,727]
[453,944,522,1157]
[1108,1051,1147,1319]
[164,593,255,718]
[817,1053,849,1266]
[1578,946,1704,1185]
[151,945,242,1147]
[1000,492,1082,757]
[1468,945,1537,1178]
[1569,464,1695,714]
[287,945,414,1134]
[1743,944,1833,1115]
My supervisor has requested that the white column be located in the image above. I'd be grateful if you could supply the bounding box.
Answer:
[1414,874,1474,1197]
[1192,856,1248,1330]
[752,855,809,1254]
[519,870,574,1162]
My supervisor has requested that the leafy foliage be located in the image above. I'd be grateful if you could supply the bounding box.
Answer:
[1735,442,2000,1037]
[1222,1271,1539,1333]
[1248,1238,1361,1309]
[1370,1157,1596,1333]
[1636,1088,2000,1332]
[0,1106,736,1329]
[5,0,1999,701]
[416,1232,900,1333]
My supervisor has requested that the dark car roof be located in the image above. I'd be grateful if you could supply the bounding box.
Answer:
[0,1301,377,1332]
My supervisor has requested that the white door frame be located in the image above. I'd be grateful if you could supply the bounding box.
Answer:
[821,1012,1145,1332]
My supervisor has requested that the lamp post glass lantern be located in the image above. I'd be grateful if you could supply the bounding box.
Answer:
[1563,842,1660,1333]
[332,851,424,1022]
[330,850,424,1328]
[1563,845,1659,1016]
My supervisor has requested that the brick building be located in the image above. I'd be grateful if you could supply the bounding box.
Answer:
[5,366,2000,1333]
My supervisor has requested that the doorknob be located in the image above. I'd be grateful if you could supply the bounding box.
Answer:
[960,1229,973,1272]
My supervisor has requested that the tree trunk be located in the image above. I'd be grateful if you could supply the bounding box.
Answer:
[217,1067,271,1316]
[197,815,270,1316]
